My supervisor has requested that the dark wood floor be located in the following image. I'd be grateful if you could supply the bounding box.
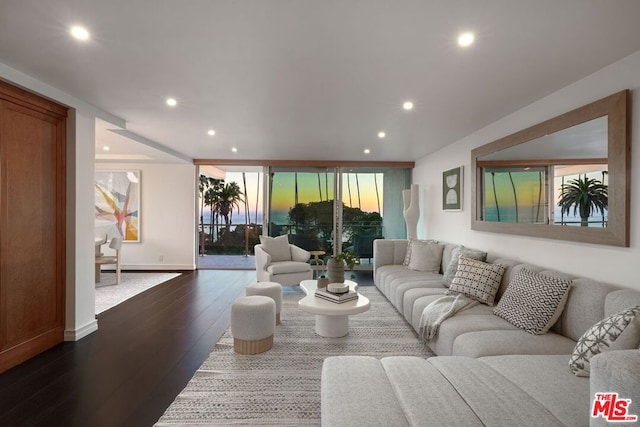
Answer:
[0,270,255,427]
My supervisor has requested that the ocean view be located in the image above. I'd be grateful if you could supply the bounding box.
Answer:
[483,206,607,227]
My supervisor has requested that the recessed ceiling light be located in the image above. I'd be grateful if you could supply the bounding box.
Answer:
[166,98,177,107]
[457,32,475,47]
[70,25,90,41]
[364,149,371,154]
[231,147,238,153]
[377,131,386,139]
[207,129,216,136]
[403,101,414,111]
[102,146,110,151]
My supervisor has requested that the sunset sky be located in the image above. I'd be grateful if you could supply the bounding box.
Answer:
[223,171,384,216]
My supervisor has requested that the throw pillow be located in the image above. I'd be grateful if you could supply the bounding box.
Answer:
[259,235,291,262]
[569,306,640,377]
[442,245,488,288]
[403,239,438,266]
[493,268,571,335]
[407,241,444,273]
[449,256,506,305]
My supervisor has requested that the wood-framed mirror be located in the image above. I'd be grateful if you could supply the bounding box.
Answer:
[471,90,630,247]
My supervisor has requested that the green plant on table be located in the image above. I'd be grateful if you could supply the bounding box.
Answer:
[332,251,359,270]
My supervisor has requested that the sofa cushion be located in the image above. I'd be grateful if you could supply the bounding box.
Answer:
[380,357,483,426]
[266,261,311,275]
[402,287,450,323]
[376,265,440,297]
[402,238,437,266]
[452,330,577,358]
[387,277,444,314]
[494,268,571,335]
[490,258,525,301]
[259,235,291,262]
[406,241,443,272]
[605,289,640,317]
[321,356,410,427]
[569,306,640,377]
[480,354,589,427]
[423,312,518,356]
[323,355,572,427]
[442,245,487,287]
[428,356,565,426]
[556,278,615,341]
[449,256,506,305]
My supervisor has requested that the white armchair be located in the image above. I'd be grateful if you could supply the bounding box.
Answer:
[255,239,313,285]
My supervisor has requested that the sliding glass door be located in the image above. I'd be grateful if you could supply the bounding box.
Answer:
[197,166,264,268]
[267,166,410,263]
[196,163,411,269]
[268,167,335,252]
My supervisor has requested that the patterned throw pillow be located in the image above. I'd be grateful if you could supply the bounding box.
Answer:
[403,239,437,266]
[407,241,444,273]
[449,256,506,305]
[569,306,640,377]
[442,246,488,287]
[493,268,571,335]
[259,235,291,262]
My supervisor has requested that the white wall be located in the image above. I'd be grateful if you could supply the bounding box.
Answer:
[414,49,640,290]
[65,109,99,341]
[96,163,197,270]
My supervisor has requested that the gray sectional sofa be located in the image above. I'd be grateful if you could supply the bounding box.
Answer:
[321,239,640,427]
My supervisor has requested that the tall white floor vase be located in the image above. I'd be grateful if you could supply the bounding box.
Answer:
[403,184,419,240]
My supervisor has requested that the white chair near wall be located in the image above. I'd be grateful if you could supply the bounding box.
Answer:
[95,236,123,284]
[254,235,312,286]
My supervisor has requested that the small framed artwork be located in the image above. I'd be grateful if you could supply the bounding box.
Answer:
[95,170,141,242]
[442,166,463,211]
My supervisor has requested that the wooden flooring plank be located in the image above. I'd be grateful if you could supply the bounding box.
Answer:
[0,270,255,427]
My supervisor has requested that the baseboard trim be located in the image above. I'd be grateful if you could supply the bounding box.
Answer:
[100,264,196,271]
[64,319,98,341]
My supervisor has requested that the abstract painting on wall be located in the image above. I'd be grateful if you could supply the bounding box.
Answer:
[95,170,140,242]
[442,166,463,211]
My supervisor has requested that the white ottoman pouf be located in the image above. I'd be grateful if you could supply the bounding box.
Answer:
[231,295,276,355]
[246,281,283,325]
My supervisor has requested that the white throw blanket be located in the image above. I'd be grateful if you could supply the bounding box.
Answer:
[419,294,479,341]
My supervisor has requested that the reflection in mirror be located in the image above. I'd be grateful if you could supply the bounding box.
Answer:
[471,90,629,246]
[481,166,549,224]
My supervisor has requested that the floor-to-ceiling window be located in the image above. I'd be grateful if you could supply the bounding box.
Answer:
[268,167,335,251]
[197,165,264,269]
[195,162,412,270]
[267,166,410,268]
[341,168,384,265]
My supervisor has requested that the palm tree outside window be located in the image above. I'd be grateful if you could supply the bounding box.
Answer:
[557,174,608,227]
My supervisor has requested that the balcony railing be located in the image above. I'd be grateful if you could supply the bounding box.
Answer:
[198,221,384,257]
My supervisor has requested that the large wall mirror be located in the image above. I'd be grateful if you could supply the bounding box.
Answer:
[471,90,630,246]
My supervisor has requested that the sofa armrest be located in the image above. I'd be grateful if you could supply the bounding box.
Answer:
[290,244,311,262]
[590,350,640,427]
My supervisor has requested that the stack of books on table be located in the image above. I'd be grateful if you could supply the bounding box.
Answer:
[315,288,359,303]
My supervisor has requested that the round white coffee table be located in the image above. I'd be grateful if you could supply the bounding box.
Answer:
[298,279,370,337]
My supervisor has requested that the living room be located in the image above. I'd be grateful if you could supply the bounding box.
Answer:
[1,1,640,425]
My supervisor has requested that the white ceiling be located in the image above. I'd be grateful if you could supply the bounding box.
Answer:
[1,0,640,164]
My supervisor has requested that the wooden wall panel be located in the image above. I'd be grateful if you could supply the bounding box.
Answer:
[0,80,67,373]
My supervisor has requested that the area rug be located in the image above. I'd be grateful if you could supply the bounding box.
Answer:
[155,286,434,426]
[95,272,181,315]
